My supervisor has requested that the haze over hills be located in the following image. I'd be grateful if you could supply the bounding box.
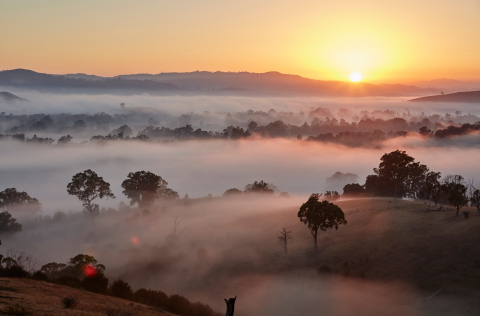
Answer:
[0,91,27,103]
[409,90,480,103]
[1,69,439,97]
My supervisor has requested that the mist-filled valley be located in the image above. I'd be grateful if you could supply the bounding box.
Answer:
[1,93,480,316]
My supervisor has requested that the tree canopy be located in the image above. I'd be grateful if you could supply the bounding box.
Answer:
[0,211,22,236]
[244,180,276,195]
[67,169,115,217]
[0,188,41,215]
[298,194,347,249]
[121,171,178,208]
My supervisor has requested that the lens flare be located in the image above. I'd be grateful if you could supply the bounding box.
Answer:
[131,236,140,246]
[83,265,97,277]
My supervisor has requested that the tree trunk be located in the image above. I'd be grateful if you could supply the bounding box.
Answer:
[313,230,318,250]
[284,243,287,258]
[456,205,460,217]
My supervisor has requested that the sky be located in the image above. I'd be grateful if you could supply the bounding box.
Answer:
[1,0,480,83]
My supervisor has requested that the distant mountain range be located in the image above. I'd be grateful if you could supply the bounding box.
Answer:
[0,69,440,97]
[0,91,27,103]
[409,90,480,103]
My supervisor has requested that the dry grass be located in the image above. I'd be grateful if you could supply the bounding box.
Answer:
[0,278,173,316]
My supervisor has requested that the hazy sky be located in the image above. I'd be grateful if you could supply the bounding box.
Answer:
[1,0,479,82]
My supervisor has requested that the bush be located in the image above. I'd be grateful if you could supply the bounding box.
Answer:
[31,271,48,281]
[82,272,109,293]
[111,278,133,299]
[463,210,470,219]
[2,303,33,315]
[4,265,30,278]
[167,294,192,316]
[61,296,78,309]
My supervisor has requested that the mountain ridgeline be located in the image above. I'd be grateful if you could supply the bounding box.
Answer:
[0,69,439,97]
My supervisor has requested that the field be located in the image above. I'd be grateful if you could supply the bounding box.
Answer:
[0,277,172,316]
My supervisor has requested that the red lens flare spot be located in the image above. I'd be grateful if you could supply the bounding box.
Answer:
[131,236,140,246]
[83,265,97,277]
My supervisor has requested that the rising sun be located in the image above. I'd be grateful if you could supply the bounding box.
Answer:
[350,72,362,82]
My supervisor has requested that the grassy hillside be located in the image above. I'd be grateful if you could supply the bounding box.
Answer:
[0,278,173,316]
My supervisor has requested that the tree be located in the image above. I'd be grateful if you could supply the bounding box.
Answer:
[244,181,276,195]
[442,175,468,217]
[111,278,133,299]
[469,180,480,213]
[419,171,442,208]
[342,183,365,196]
[277,227,293,258]
[419,126,432,136]
[223,188,242,196]
[0,188,41,215]
[121,171,178,208]
[0,211,22,236]
[324,191,340,201]
[298,194,347,250]
[68,254,106,278]
[366,150,428,198]
[67,169,115,217]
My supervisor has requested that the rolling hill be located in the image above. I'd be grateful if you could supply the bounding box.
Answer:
[409,90,480,103]
[0,91,27,103]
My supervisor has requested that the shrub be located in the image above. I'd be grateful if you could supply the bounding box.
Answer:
[61,296,78,309]
[463,210,470,219]
[111,278,133,299]
[31,271,48,281]
[82,272,109,293]
[2,303,33,315]
[4,265,30,278]
[167,294,191,316]
[133,288,169,308]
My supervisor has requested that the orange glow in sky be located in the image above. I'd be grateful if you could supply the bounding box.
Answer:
[1,0,479,83]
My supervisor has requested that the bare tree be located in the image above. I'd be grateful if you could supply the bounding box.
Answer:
[5,248,38,273]
[277,227,293,258]
[166,217,187,244]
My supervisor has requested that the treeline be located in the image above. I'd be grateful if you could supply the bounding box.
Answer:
[342,150,479,217]
[0,252,221,316]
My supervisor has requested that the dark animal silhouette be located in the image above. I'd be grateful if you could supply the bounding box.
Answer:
[224,296,236,316]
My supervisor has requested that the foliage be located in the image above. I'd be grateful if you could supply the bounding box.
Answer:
[223,188,242,196]
[111,278,133,299]
[31,271,48,281]
[0,188,41,215]
[244,180,276,195]
[82,271,109,293]
[463,210,470,219]
[342,183,365,196]
[324,191,340,201]
[364,150,430,199]
[298,194,347,249]
[61,296,78,309]
[441,175,468,216]
[67,169,115,217]
[0,212,22,236]
[121,171,178,208]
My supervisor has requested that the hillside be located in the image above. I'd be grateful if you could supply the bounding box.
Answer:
[0,91,27,103]
[0,278,173,316]
[409,90,480,103]
[0,69,438,97]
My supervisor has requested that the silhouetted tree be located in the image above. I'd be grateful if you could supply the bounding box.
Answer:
[419,126,433,136]
[0,188,41,215]
[223,188,242,196]
[324,191,340,201]
[298,194,347,250]
[67,169,115,217]
[111,278,133,299]
[0,211,22,236]
[121,171,178,208]
[244,180,276,195]
[342,183,365,196]
[277,227,293,258]
[442,175,468,216]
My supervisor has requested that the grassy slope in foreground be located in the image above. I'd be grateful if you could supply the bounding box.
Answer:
[0,278,173,316]
[408,90,480,102]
